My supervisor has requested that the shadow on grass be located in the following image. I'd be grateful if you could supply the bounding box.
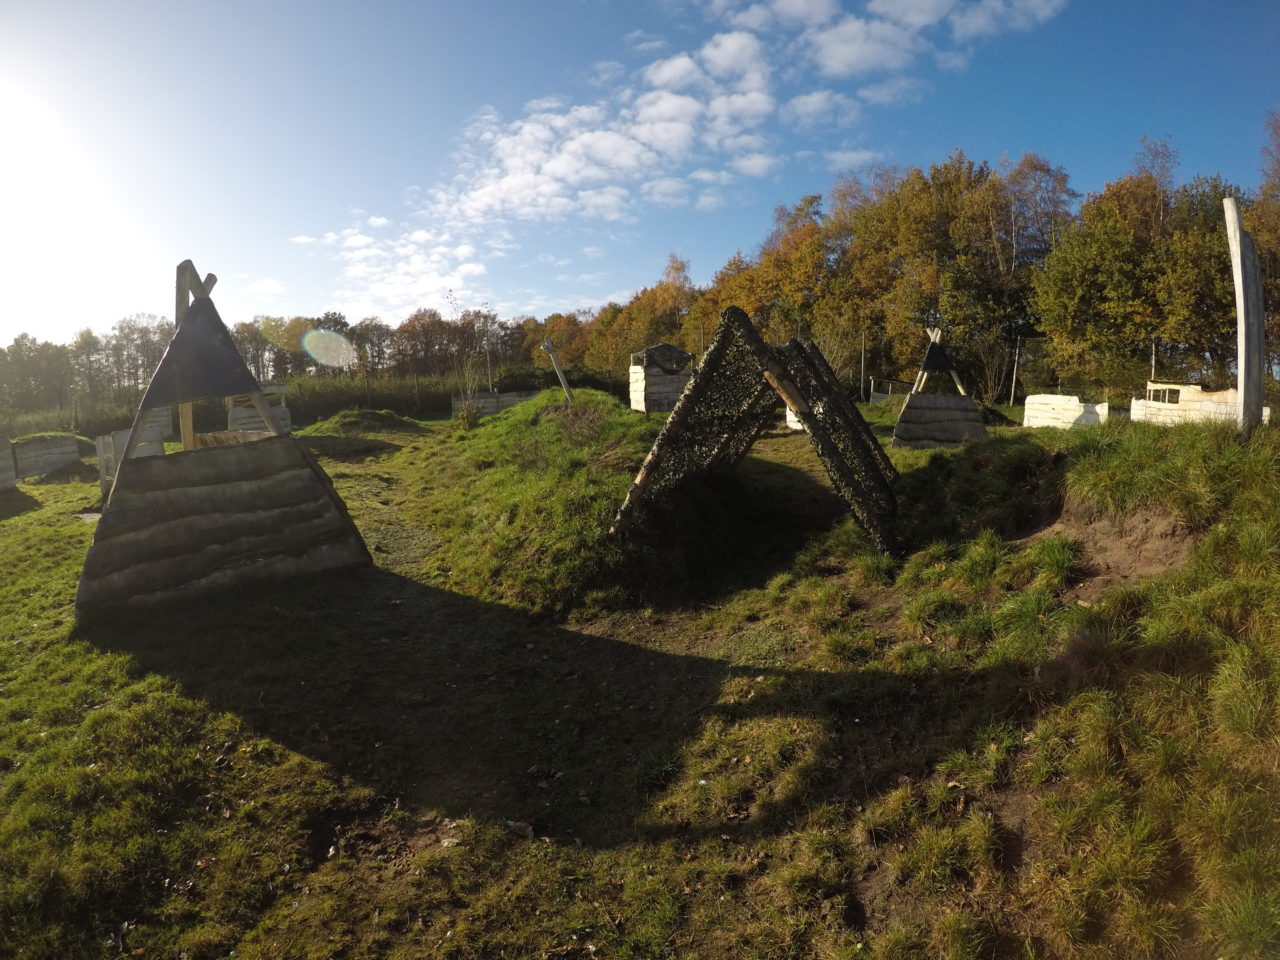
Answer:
[78,564,1080,851]
[891,431,1068,550]
[298,434,402,462]
[626,464,843,607]
[0,487,39,521]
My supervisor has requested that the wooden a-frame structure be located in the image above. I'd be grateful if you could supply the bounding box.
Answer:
[77,262,370,612]
[612,306,897,552]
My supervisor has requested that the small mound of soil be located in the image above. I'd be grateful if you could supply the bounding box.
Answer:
[307,409,424,436]
[1031,497,1198,603]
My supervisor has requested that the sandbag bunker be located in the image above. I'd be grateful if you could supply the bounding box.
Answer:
[891,327,988,449]
[613,306,898,552]
[76,262,370,613]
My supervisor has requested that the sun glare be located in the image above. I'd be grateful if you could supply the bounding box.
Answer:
[0,78,164,342]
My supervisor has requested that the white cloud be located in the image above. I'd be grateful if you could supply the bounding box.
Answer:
[706,90,775,144]
[590,60,625,86]
[727,4,773,30]
[581,245,605,258]
[578,185,632,221]
[641,177,690,206]
[626,29,667,53]
[808,15,920,76]
[696,190,726,211]
[770,0,840,26]
[367,215,390,227]
[825,148,882,171]
[867,0,954,28]
[935,48,971,70]
[858,77,927,105]
[343,233,375,248]
[781,89,860,128]
[731,152,781,176]
[643,54,707,90]
[700,32,769,92]
[290,235,317,245]
[950,0,1068,42]
[689,168,735,184]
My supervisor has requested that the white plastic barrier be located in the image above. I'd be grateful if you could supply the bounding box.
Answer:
[1023,395,1108,429]
[1130,382,1270,425]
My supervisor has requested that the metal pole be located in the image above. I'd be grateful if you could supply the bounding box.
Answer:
[1009,336,1021,406]
[859,325,866,402]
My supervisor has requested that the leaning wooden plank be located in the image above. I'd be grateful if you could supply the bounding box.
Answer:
[774,341,895,552]
[799,341,897,485]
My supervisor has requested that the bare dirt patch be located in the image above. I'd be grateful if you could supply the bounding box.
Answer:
[1030,497,1199,603]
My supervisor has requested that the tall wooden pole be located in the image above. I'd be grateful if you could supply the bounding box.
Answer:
[1224,198,1266,434]
[542,337,575,403]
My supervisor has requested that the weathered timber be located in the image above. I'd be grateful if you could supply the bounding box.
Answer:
[1224,197,1266,434]
[13,435,80,479]
[77,436,370,611]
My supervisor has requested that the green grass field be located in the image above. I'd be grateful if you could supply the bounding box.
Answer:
[3,391,1280,958]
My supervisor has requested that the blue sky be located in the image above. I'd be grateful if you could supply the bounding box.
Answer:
[1,0,1277,346]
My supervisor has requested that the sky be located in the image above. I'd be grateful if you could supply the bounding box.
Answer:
[1,0,1277,347]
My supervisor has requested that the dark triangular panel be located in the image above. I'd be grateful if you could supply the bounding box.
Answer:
[919,340,954,373]
[138,297,259,409]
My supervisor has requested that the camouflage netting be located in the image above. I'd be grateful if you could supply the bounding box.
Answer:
[612,306,898,552]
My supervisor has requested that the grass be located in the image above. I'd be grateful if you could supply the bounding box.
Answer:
[3,405,1280,957]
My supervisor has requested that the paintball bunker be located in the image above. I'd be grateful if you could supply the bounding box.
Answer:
[613,306,897,552]
[892,328,987,449]
[77,262,369,612]
[630,343,694,413]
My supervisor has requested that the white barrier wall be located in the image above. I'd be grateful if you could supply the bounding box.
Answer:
[13,435,80,479]
[226,385,291,434]
[451,390,541,418]
[95,424,167,497]
[1023,395,1109,429]
[629,366,692,413]
[1130,382,1271,426]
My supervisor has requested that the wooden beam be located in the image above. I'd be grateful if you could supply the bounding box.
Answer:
[1224,197,1266,434]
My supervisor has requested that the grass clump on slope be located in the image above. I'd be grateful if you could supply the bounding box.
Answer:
[406,389,662,614]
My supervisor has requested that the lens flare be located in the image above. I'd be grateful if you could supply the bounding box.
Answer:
[302,329,357,367]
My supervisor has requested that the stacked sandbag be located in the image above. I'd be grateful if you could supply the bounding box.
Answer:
[892,394,987,449]
[76,435,370,611]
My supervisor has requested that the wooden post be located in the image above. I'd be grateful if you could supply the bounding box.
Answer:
[542,336,575,403]
[171,261,218,450]
[1009,336,1021,406]
[1225,198,1266,434]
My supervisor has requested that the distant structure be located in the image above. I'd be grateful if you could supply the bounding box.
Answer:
[613,306,897,552]
[1022,395,1109,429]
[76,261,370,612]
[1130,382,1270,426]
[629,343,694,413]
[891,328,987,449]
[227,384,291,433]
[12,435,80,479]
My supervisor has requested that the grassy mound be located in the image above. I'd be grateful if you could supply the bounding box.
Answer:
[297,408,427,436]
[5,412,1280,957]
[402,389,662,614]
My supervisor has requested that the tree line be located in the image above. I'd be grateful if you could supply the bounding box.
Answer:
[4,115,1279,433]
